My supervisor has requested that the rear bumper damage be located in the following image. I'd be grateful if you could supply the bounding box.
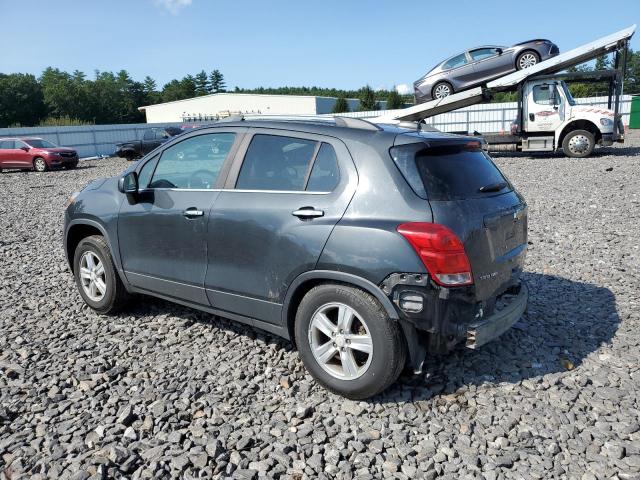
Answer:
[465,283,528,349]
[380,273,528,373]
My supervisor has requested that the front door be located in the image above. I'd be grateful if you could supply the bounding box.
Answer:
[525,82,566,133]
[118,131,239,304]
[205,130,357,325]
[468,47,513,83]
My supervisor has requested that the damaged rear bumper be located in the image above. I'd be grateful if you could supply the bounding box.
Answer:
[465,283,528,349]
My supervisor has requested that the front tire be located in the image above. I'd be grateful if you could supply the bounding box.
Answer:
[562,129,595,158]
[33,157,47,172]
[517,51,540,70]
[73,235,130,314]
[294,284,406,399]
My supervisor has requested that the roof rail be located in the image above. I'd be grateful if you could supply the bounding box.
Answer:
[217,114,245,123]
[333,116,382,131]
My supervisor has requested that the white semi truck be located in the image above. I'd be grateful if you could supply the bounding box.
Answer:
[374,25,635,158]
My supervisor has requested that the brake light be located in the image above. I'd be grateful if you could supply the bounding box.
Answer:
[397,222,473,286]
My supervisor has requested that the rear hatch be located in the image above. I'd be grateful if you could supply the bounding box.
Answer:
[390,136,527,302]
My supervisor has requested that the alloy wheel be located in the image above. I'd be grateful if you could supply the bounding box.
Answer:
[79,251,107,302]
[519,53,538,69]
[34,158,47,172]
[308,302,373,380]
[434,84,451,99]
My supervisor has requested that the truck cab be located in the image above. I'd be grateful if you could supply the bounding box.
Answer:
[519,79,622,157]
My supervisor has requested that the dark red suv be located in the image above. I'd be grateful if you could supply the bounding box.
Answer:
[0,137,79,172]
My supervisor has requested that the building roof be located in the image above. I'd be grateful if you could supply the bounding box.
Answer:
[138,92,361,112]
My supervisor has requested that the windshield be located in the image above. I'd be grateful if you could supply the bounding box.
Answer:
[561,82,576,106]
[26,139,58,148]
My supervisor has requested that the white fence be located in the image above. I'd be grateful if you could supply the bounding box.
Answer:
[333,95,633,133]
[0,122,183,158]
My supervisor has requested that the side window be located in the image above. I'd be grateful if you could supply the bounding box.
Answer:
[0,140,14,149]
[306,143,340,192]
[149,133,235,189]
[443,53,468,70]
[137,154,159,189]
[469,48,498,61]
[236,135,318,191]
[142,130,154,140]
[532,85,560,105]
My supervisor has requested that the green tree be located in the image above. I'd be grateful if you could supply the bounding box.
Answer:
[0,73,46,127]
[358,85,378,111]
[386,89,404,109]
[624,48,640,94]
[332,96,350,113]
[194,70,210,96]
[209,69,226,93]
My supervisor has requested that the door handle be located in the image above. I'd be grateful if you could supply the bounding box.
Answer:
[292,207,324,219]
[183,208,204,218]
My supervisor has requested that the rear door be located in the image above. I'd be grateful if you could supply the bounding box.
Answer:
[391,139,527,302]
[442,53,476,90]
[0,140,16,167]
[204,129,357,325]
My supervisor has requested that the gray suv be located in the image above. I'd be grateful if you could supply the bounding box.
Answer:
[63,118,528,399]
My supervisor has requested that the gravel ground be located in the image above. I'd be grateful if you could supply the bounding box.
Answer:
[1,133,639,480]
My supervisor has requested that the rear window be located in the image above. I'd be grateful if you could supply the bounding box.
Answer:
[390,142,511,201]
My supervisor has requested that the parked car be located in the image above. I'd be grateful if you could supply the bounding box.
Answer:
[64,118,528,399]
[0,137,78,172]
[414,39,560,103]
[114,126,183,161]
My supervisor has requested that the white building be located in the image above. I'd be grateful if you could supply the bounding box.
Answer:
[138,93,380,123]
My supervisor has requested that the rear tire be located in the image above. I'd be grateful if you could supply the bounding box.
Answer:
[516,51,540,70]
[73,235,130,314]
[294,284,406,399]
[562,129,595,158]
[432,81,453,100]
[33,157,47,172]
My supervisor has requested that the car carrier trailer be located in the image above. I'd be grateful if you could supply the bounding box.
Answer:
[374,25,636,157]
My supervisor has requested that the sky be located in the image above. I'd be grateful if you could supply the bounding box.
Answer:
[1,0,638,93]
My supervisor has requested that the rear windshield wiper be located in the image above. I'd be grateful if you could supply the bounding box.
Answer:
[478,182,508,193]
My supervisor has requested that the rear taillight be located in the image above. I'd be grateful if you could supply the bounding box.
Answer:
[397,222,473,286]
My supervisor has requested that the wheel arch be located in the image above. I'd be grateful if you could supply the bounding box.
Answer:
[65,220,111,273]
[282,270,399,346]
[557,119,601,147]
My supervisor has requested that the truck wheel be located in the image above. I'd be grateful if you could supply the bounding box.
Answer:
[33,157,47,172]
[294,284,406,399]
[432,82,453,99]
[517,51,540,70]
[562,130,595,158]
[73,235,130,314]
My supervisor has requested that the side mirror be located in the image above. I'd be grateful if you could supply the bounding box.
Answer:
[21,146,30,152]
[496,48,503,55]
[118,171,139,194]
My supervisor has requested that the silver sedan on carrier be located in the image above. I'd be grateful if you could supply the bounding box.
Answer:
[414,39,560,103]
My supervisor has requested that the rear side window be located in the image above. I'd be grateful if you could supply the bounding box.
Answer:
[390,143,510,201]
[0,140,15,149]
[443,53,467,69]
[236,135,317,191]
[307,143,339,192]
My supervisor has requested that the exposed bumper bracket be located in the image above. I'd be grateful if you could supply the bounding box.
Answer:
[466,283,528,349]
